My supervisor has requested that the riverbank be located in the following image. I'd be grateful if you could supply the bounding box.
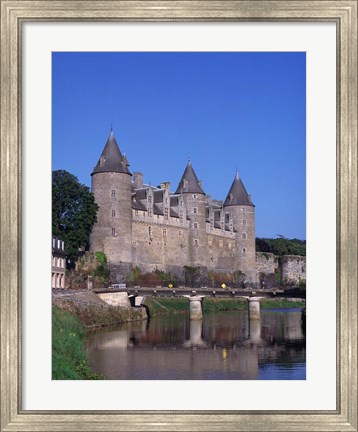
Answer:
[52,291,146,379]
[52,306,103,379]
[144,297,305,317]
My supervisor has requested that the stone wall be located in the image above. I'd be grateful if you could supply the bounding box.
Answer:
[280,255,306,284]
[256,252,306,287]
[256,252,279,275]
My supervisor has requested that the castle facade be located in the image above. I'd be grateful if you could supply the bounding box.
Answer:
[89,131,257,283]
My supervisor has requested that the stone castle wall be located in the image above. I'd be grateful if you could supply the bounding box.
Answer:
[256,252,306,286]
[280,255,306,284]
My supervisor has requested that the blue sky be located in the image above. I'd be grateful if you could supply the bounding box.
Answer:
[52,52,306,239]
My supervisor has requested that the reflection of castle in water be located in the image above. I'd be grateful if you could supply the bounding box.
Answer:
[87,310,306,380]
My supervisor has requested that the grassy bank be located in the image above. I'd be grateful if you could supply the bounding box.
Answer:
[144,296,305,316]
[144,297,247,316]
[260,299,305,309]
[52,306,103,380]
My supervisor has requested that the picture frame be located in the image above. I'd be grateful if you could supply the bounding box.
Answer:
[1,1,357,431]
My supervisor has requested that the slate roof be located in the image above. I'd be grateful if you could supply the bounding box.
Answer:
[153,205,164,215]
[170,196,179,206]
[170,209,179,218]
[132,199,147,211]
[135,188,147,200]
[223,173,254,207]
[175,161,205,195]
[154,190,164,203]
[91,131,131,176]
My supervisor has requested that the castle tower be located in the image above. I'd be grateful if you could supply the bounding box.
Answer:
[90,130,133,266]
[223,172,256,283]
[175,161,207,267]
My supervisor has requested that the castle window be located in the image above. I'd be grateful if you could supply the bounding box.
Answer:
[243,220,247,225]
[242,233,247,239]
[179,210,183,223]
[157,214,160,219]
[228,242,232,249]
[112,228,116,236]
[135,210,138,216]
[164,208,169,220]
[242,248,246,253]
[143,211,146,217]
[193,194,197,199]
[179,230,183,237]
[148,209,153,217]
[148,227,152,237]
[194,239,199,246]
[225,214,230,223]
[193,222,198,229]
[163,229,167,238]
[148,196,152,204]
[112,209,116,217]
[111,190,116,197]
[193,207,198,214]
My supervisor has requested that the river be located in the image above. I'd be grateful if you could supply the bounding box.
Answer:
[86,308,306,380]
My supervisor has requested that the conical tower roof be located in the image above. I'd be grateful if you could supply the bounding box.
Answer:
[175,161,205,195]
[91,130,131,176]
[223,173,254,207]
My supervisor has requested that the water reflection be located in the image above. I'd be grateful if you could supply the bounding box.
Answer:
[87,309,305,380]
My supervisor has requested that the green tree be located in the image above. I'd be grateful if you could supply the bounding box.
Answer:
[52,170,98,268]
[256,237,306,256]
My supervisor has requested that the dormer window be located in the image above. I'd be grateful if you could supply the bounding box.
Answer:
[99,156,105,167]
[111,190,116,197]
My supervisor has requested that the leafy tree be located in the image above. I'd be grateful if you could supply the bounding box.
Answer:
[52,170,98,268]
[256,237,306,256]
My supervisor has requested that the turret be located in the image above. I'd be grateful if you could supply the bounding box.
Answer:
[89,130,133,265]
[223,172,256,283]
[176,161,207,267]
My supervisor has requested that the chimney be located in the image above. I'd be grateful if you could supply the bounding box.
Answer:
[133,172,143,189]
[160,182,170,190]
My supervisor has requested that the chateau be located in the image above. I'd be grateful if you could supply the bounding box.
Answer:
[89,130,257,283]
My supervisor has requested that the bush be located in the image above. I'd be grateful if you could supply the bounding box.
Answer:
[126,266,142,287]
[183,266,200,287]
[208,271,232,288]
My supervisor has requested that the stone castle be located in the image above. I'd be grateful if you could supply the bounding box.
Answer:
[89,130,257,283]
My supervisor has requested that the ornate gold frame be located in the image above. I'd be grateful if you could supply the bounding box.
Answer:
[1,1,357,431]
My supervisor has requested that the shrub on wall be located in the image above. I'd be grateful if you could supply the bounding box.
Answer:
[126,266,142,287]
